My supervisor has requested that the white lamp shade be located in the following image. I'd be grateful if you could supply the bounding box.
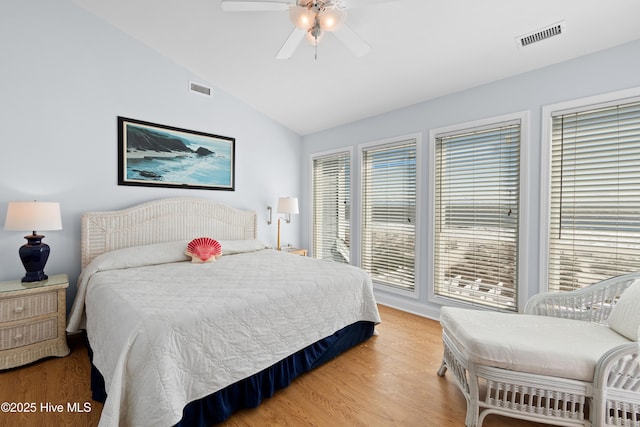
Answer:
[277,197,299,214]
[318,8,345,31]
[4,202,62,232]
[290,5,315,29]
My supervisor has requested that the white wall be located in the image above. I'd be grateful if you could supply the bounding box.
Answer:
[300,39,640,319]
[0,0,302,308]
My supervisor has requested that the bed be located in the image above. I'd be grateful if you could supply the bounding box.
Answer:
[66,197,381,427]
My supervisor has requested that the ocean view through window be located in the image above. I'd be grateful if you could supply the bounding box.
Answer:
[361,137,417,291]
[312,150,351,263]
[547,97,640,291]
[433,118,522,310]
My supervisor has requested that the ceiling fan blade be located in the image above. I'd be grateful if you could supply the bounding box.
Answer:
[276,27,306,59]
[221,1,290,12]
[333,24,370,57]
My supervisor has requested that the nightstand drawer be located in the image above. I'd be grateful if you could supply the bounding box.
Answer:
[0,292,58,322]
[0,317,58,351]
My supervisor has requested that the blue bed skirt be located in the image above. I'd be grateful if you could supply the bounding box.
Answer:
[87,321,375,426]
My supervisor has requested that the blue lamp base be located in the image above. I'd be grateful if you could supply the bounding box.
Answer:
[19,234,50,283]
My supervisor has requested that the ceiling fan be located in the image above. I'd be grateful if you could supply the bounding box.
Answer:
[221,0,385,59]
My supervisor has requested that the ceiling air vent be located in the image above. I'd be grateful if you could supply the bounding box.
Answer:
[189,81,212,97]
[517,21,566,48]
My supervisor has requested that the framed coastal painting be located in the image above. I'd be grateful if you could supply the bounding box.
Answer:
[117,116,235,191]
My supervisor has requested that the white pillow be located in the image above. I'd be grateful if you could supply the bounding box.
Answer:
[89,240,190,272]
[607,279,640,341]
[218,239,270,255]
[85,239,270,273]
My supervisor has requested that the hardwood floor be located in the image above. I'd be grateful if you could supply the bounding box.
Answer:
[0,305,548,426]
[0,332,102,427]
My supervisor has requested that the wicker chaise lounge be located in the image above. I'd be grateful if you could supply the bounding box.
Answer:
[438,272,640,427]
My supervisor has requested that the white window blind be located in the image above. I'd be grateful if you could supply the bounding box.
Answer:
[361,139,416,290]
[312,151,351,263]
[549,100,640,291]
[434,121,521,310]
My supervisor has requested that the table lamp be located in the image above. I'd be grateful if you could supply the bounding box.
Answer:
[4,201,62,282]
[276,197,299,250]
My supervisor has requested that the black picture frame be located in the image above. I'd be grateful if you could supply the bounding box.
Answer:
[117,116,235,191]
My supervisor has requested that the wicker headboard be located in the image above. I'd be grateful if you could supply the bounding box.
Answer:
[81,198,257,268]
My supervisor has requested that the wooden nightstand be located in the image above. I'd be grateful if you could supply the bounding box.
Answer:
[280,247,308,256]
[0,274,70,369]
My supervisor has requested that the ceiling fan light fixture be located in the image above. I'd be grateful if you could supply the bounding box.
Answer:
[290,5,315,29]
[306,25,324,45]
[223,0,367,59]
[318,8,345,31]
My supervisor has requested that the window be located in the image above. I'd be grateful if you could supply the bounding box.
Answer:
[312,150,351,263]
[433,118,522,310]
[547,98,640,291]
[361,137,417,291]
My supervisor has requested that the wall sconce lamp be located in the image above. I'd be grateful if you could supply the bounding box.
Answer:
[276,197,299,250]
[4,201,62,282]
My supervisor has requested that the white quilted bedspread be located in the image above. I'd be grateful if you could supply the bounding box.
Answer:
[69,245,380,427]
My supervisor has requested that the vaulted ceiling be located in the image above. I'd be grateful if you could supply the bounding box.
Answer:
[71,0,640,135]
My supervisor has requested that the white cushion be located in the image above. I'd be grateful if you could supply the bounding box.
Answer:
[440,306,631,382]
[607,279,640,341]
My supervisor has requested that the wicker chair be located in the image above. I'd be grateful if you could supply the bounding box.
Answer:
[437,272,640,427]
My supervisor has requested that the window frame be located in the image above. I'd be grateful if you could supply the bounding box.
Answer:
[428,111,530,311]
[358,133,422,298]
[309,147,354,262]
[540,87,640,293]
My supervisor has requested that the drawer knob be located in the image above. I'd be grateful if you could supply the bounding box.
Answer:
[14,306,24,313]
[14,333,24,341]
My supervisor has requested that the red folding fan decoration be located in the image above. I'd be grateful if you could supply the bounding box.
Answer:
[185,237,222,263]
